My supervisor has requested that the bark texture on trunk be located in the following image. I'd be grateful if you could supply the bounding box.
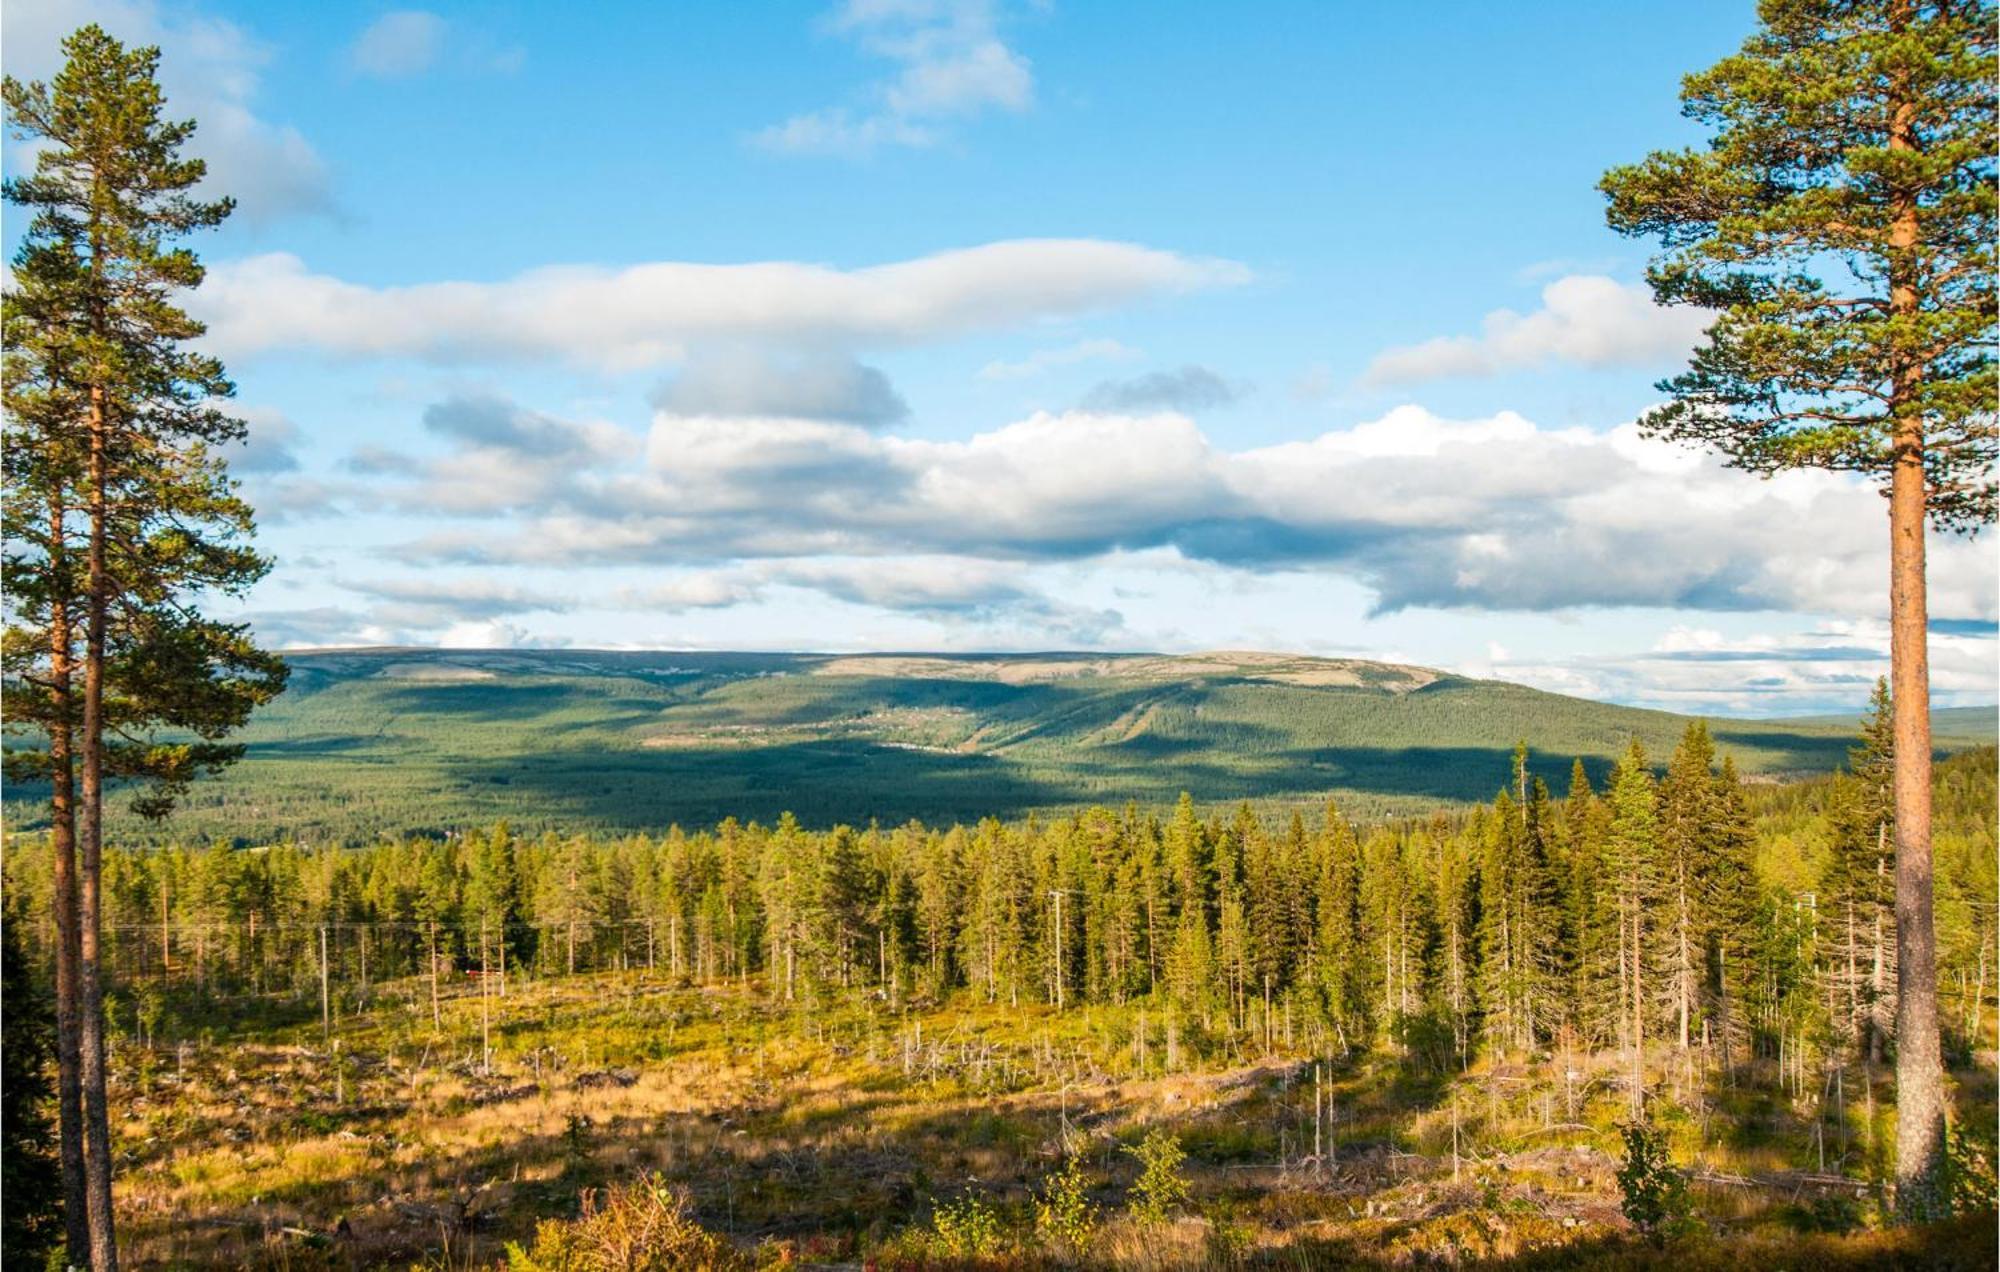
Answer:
[1889,417,1943,1207]
[79,383,120,1271]
[46,538,90,1264]
[1885,8,1944,1209]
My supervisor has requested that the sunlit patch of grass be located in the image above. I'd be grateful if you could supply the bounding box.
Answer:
[102,970,2000,1270]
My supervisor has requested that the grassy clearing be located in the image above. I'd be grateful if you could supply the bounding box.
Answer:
[106,968,1995,1269]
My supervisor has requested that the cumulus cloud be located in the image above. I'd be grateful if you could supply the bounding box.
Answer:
[754,0,1033,155]
[767,557,1127,643]
[614,573,765,611]
[339,575,570,629]
[348,10,446,76]
[373,402,1998,626]
[1079,365,1242,412]
[653,349,909,427]
[979,338,1139,381]
[422,395,629,459]
[247,605,563,652]
[336,394,637,518]
[1475,620,1998,715]
[192,241,1248,370]
[3,0,333,225]
[244,606,394,650]
[1362,276,1712,385]
[245,577,573,649]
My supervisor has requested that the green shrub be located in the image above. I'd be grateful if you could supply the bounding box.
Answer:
[1615,1119,1696,1246]
[1033,1153,1099,1253]
[1944,1119,1999,1217]
[928,1191,1002,1257]
[1125,1129,1191,1228]
[1203,1201,1252,1266]
[561,1113,594,1177]
[1788,1192,1863,1235]
[501,1175,747,1271]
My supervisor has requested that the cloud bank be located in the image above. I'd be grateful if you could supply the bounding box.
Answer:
[335,398,1994,625]
[193,241,1249,370]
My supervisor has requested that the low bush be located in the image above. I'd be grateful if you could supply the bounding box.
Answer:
[501,1175,748,1271]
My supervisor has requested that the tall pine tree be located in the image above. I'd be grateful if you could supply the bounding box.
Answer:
[1602,0,1995,1203]
[4,28,288,1265]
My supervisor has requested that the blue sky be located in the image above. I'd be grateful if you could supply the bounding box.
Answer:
[5,0,1995,715]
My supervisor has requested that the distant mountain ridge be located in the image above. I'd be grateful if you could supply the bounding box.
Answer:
[8,647,1992,845]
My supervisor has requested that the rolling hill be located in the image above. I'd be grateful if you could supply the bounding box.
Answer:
[8,647,1991,845]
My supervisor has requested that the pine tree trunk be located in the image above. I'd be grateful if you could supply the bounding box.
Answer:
[46,525,90,1264]
[1885,18,1943,1209]
[79,382,120,1271]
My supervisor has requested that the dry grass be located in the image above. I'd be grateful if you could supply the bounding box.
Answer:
[104,971,1997,1270]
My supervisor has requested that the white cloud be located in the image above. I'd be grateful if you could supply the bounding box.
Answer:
[436,621,568,649]
[978,338,1139,380]
[1080,365,1243,412]
[376,401,1999,627]
[348,10,445,77]
[753,0,1033,155]
[340,575,571,629]
[337,394,638,517]
[2,0,333,226]
[654,349,909,427]
[193,241,1249,370]
[1362,276,1712,385]
[1479,619,1997,715]
[614,573,764,611]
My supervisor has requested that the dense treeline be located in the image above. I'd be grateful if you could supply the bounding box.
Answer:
[9,709,1993,1105]
[14,648,1954,850]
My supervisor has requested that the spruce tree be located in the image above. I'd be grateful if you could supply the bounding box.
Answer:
[1602,0,1995,1204]
[1706,755,1763,1070]
[1312,804,1365,1050]
[1658,723,1720,1052]
[1605,740,1662,1111]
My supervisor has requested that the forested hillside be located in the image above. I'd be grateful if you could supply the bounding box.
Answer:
[6,647,1989,845]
